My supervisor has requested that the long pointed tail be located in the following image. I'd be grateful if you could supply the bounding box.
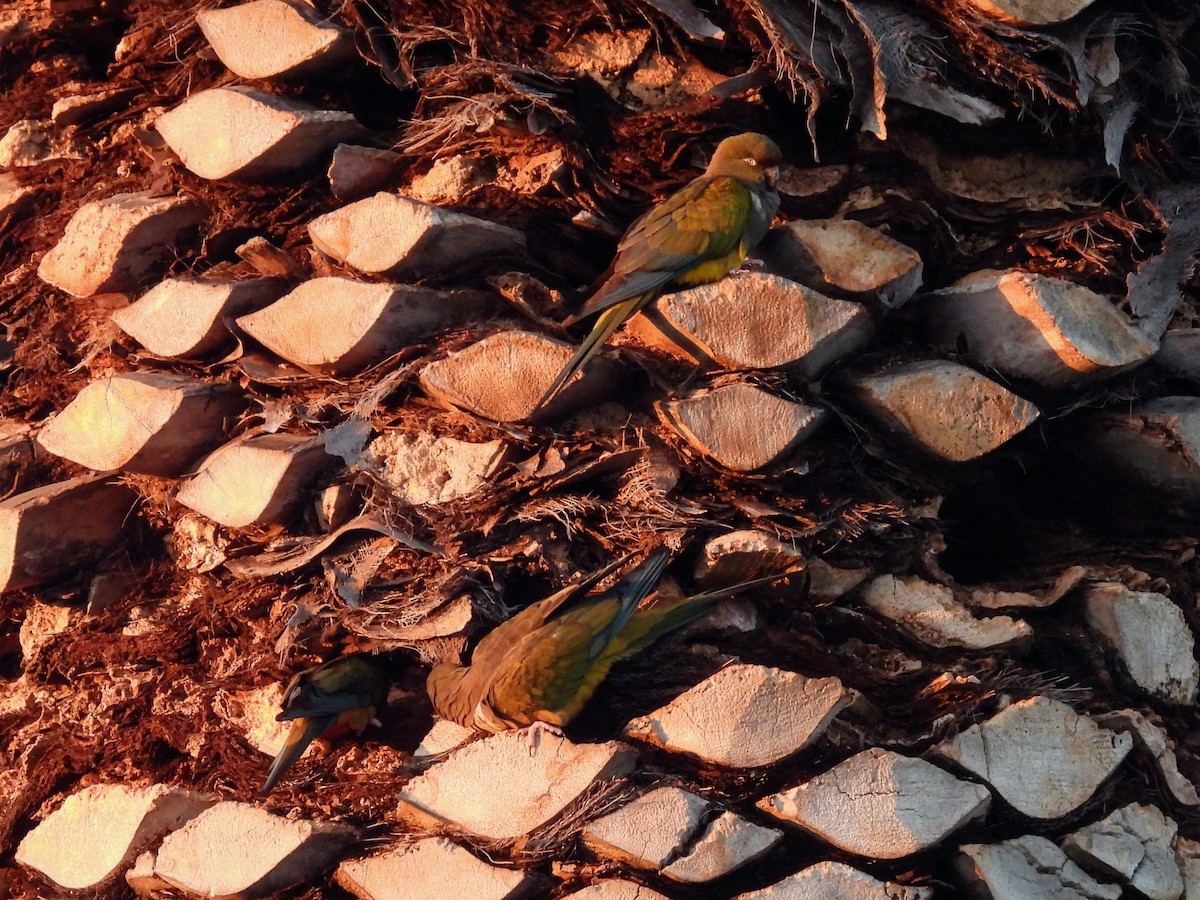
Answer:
[529,295,649,420]
[618,569,803,659]
[260,715,330,796]
[586,548,672,660]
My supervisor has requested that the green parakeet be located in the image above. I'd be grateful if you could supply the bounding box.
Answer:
[533,132,783,416]
[261,653,389,795]
[426,549,787,734]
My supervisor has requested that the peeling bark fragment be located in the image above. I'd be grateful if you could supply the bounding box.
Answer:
[736,861,933,899]
[196,0,354,81]
[846,1,1005,133]
[1063,803,1183,900]
[37,191,207,297]
[642,0,725,44]
[757,747,990,858]
[859,574,1033,650]
[1095,709,1200,807]
[933,696,1133,820]
[15,784,215,892]
[956,835,1121,900]
[1083,583,1199,705]
[965,566,1088,611]
[155,86,362,181]
[849,361,1040,462]
[395,732,637,840]
[749,0,1002,142]
[1127,186,1200,341]
[336,837,544,900]
[693,530,808,593]
[624,663,850,768]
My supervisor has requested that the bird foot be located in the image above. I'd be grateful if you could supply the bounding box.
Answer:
[517,720,564,751]
[738,257,766,271]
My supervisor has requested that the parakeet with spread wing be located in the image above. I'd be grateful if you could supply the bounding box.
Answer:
[426,549,789,734]
[532,132,783,417]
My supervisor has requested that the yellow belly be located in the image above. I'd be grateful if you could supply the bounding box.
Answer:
[674,244,747,287]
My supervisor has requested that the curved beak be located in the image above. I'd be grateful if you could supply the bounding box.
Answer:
[765,165,780,190]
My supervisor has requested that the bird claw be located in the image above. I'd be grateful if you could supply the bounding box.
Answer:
[739,257,766,271]
[518,720,564,752]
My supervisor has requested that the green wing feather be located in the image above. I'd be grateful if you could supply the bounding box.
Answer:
[465,553,637,675]
[427,554,637,726]
[491,564,785,725]
[604,570,799,664]
[576,177,755,319]
[483,550,670,727]
[529,178,755,416]
[491,600,628,725]
[620,178,751,267]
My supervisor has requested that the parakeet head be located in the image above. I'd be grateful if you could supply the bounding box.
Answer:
[706,132,783,187]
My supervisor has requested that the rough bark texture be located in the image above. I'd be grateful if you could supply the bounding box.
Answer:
[1,0,1199,897]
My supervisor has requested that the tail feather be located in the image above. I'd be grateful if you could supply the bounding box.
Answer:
[260,716,330,796]
[530,295,650,419]
[617,570,800,659]
[586,548,672,661]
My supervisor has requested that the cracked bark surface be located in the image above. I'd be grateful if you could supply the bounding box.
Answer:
[2,0,1200,896]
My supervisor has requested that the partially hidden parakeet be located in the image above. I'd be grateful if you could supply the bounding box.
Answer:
[260,653,389,795]
[426,549,787,734]
[533,132,783,416]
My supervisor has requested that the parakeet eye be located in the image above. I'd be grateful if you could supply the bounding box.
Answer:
[744,158,758,166]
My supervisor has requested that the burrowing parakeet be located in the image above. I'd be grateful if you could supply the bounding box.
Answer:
[534,132,783,414]
[426,549,787,734]
[260,653,389,795]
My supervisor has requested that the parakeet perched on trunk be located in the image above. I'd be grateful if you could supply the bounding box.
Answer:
[532,132,783,416]
[426,549,788,734]
[260,653,389,795]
